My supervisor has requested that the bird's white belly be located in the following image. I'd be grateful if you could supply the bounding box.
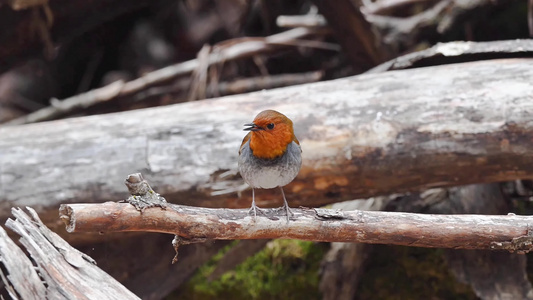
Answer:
[246,164,297,189]
[238,141,302,189]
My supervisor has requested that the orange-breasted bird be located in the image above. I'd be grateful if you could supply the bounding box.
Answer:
[238,110,302,222]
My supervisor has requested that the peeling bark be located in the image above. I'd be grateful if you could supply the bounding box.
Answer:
[0,207,139,299]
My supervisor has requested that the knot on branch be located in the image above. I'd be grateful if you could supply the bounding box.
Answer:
[124,173,168,212]
[490,228,533,254]
[172,235,207,264]
[313,208,361,222]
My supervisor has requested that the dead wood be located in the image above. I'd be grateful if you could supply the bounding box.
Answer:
[311,0,386,70]
[5,27,328,125]
[368,39,533,73]
[276,14,327,28]
[362,0,435,15]
[363,0,514,48]
[433,184,533,299]
[60,201,533,253]
[0,207,139,299]
[3,58,533,231]
[364,0,451,46]
[121,236,230,299]
[319,197,392,300]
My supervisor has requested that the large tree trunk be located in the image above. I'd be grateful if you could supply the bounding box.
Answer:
[2,58,533,232]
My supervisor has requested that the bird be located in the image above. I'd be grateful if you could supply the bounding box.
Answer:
[238,109,302,222]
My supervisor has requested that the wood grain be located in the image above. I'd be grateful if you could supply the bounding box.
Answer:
[2,58,533,225]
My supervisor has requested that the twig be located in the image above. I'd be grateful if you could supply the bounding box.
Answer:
[215,71,323,96]
[276,15,327,28]
[60,202,533,253]
[4,27,328,126]
[132,71,324,103]
[364,0,451,46]
[362,0,438,15]
[188,44,212,101]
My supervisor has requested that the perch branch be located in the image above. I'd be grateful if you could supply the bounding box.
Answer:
[59,202,533,253]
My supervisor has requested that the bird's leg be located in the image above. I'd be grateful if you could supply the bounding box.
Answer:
[279,187,294,223]
[248,188,267,220]
[248,188,258,219]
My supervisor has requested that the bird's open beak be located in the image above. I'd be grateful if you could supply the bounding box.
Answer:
[243,123,262,131]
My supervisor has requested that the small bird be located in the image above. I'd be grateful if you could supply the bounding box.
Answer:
[238,110,302,222]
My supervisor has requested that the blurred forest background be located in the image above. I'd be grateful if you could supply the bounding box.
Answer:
[1,0,533,299]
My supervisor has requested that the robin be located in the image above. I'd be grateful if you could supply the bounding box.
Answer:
[238,110,302,222]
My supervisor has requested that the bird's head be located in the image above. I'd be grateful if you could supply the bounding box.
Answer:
[241,110,299,159]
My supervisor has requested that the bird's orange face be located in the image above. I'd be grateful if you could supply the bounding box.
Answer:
[241,110,299,160]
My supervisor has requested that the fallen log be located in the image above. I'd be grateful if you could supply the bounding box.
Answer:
[2,58,533,226]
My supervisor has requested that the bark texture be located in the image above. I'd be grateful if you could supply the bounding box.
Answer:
[0,207,139,299]
[2,58,533,229]
[60,201,533,252]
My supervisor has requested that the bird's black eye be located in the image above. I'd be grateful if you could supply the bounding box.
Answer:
[267,123,275,130]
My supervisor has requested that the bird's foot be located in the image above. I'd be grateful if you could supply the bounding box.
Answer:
[276,205,294,224]
[248,205,268,221]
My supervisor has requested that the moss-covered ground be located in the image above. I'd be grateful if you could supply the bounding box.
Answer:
[173,240,485,299]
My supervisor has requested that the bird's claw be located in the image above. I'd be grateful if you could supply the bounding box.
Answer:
[275,205,294,224]
[248,205,268,221]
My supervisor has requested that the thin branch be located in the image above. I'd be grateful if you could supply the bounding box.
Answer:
[276,15,327,28]
[364,0,451,45]
[216,71,323,96]
[362,0,438,15]
[60,202,533,253]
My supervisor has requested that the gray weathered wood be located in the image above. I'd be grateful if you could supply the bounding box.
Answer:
[437,184,533,300]
[2,58,533,225]
[1,207,140,299]
[60,202,533,252]
[0,226,47,299]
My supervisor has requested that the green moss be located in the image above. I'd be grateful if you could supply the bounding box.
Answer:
[175,240,327,300]
[174,242,479,300]
[356,246,477,300]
